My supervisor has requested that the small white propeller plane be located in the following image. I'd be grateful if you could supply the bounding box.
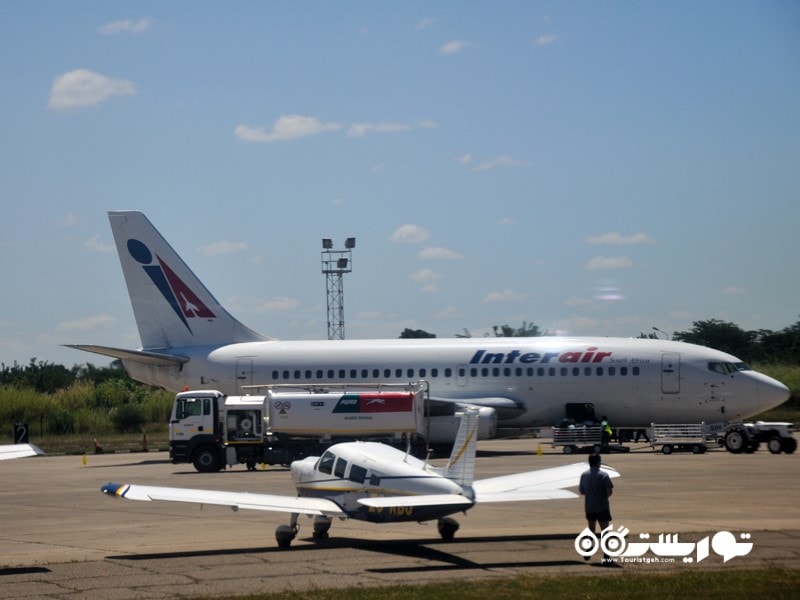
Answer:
[101,410,619,548]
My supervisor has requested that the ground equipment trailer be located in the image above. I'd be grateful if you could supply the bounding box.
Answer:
[650,423,708,454]
[169,382,428,472]
[552,425,604,454]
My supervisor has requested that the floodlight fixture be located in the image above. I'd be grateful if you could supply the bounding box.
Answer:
[345,237,356,249]
[322,238,333,249]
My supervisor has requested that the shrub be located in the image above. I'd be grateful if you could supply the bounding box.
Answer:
[112,403,147,433]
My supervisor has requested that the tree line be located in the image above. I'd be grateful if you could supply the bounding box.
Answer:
[403,318,800,365]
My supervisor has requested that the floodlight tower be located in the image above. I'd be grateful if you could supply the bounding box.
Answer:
[321,237,356,340]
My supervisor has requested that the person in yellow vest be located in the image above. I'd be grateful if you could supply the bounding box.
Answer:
[600,415,613,449]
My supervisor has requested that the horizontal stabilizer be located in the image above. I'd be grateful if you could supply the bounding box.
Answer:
[65,345,188,366]
[101,483,345,517]
[472,463,619,504]
[357,494,474,509]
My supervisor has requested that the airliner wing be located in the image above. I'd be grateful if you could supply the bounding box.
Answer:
[357,495,474,509]
[64,345,189,366]
[0,443,45,460]
[472,463,620,503]
[101,483,345,517]
[429,395,522,411]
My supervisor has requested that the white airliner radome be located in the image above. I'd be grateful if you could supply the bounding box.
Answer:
[101,409,620,547]
[68,211,789,435]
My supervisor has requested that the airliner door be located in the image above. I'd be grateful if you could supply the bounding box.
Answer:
[236,358,254,393]
[661,353,681,394]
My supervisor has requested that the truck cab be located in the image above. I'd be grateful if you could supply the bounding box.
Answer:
[169,390,225,471]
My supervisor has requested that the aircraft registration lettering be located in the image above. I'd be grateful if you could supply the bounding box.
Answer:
[367,504,413,517]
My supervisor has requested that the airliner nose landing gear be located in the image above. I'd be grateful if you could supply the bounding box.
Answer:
[437,516,460,541]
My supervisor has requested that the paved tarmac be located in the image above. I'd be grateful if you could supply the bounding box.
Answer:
[1,439,799,599]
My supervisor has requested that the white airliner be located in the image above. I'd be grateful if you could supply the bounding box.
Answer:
[69,211,789,436]
[101,409,620,547]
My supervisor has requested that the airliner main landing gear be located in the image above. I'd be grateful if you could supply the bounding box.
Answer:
[437,516,460,541]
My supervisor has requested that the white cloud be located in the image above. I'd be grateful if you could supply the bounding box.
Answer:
[84,235,114,253]
[535,34,558,46]
[457,153,473,164]
[566,296,595,307]
[415,18,434,30]
[418,246,463,260]
[410,268,441,283]
[436,306,463,319]
[260,297,299,311]
[347,122,411,137]
[440,40,470,55]
[482,289,523,303]
[197,241,247,256]
[498,216,516,225]
[48,69,136,111]
[60,213,79,227]
[587,232,653,245]
[391,224,430,244]
[57,314,115,332]
[235,115,342,142]
[586,255,634,270]
[100,18,153,35]
[473,155,528,171]
[722,286,747,295]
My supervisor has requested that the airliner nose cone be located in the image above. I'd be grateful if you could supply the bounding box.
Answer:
[758,374,791,412]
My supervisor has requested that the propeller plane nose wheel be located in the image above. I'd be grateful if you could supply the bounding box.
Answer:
[437,517,459,541]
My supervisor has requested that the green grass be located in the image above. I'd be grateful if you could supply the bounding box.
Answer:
[205,569,800,600]
[22,429,170,455]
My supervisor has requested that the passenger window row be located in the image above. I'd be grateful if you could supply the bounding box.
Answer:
[269,365,640,380]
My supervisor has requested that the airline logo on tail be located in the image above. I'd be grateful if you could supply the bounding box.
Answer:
[127,238,215,332]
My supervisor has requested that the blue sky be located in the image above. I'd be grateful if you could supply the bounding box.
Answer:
[1,2,798,368]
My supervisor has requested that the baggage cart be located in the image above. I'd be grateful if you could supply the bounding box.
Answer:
[650,423,707,454]
[552,425,603,454]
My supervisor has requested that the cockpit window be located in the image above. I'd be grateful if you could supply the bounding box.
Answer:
[318,451,335,475]
[708,362,749,374]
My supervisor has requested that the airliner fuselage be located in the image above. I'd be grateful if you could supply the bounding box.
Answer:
[122,336,789,429]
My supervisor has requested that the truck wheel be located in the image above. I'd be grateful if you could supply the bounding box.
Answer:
[661,444,673,455]
[767,436,783,454]
[782,437,797,454]
[724,429,746,454]
[193,446,222,472]
[563,445,576,455]
[691,444,704,454]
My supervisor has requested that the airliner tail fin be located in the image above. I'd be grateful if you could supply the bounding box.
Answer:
[108,211,271,350]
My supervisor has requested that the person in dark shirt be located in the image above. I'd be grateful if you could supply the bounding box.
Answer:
[579,453,614,561]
